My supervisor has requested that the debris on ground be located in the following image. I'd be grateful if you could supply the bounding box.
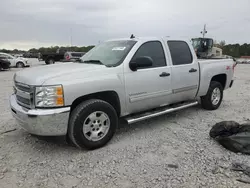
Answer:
[210,121,250,154]
[167,164,179,169]
[231,162,250,177]
[0,128,17,135]
[236,178,250,184]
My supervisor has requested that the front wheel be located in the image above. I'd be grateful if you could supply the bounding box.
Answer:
[201,81,223,110]
[16,62,24,68]
[68,99,118,150]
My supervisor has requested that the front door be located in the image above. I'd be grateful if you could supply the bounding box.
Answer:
[167,41,199,103]
[124,41,172,114]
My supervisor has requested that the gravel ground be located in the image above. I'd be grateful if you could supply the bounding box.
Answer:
[0,60,250,188]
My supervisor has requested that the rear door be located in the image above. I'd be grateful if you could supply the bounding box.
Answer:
[124,41,172,114]
[167,41,199,103]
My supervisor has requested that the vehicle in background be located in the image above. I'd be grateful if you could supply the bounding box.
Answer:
[191,37,222,58]
[13,54,24,58]
[0,57,11,71]
[23,52,39,58]
[0,52,30,68]
[10,36,236,150]
[64,52,86,62]
[38,48,67,64]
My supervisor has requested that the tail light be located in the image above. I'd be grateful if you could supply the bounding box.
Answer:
[233,63,237,73]
[65,55,70,60]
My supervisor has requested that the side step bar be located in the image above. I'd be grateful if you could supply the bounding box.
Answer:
[125,101,199,124]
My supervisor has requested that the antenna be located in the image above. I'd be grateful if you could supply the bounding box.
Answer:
[130,34,135,39]
[200,24,207,38]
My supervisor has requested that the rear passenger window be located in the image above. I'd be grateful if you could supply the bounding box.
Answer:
[132,41,166,68]
[168,41,193,65]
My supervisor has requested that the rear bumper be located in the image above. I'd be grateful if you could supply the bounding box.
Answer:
[10,94,70,136]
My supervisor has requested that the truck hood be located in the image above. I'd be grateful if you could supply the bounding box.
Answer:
[14,63,106,85]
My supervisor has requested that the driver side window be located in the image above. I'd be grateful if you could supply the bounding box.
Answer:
[132,41,166,69]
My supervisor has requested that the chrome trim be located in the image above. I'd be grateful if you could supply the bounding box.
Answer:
[173,85,198,94]
[129,90,172,103]
[14,81,35,109]
[28,106,71,116]
[126,101,198,124]
[10,94,70,136]
[15,82,31,92]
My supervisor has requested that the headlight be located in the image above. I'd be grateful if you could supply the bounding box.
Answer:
[35,85,64,107]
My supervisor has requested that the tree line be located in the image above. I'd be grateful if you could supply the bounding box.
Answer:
[0,45,95,54]
[214,41,250,58]
[1,42,250,58]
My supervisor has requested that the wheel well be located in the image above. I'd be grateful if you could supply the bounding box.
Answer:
[16,61,24,66]
[211,74,227,89]
[70,91,121,116]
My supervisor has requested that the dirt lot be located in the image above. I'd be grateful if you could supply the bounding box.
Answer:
[0,61,250,188]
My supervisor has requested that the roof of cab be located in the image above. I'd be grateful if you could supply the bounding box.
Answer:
[106,36,192,43]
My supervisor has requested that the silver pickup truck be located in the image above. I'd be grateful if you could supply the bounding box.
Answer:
[10,37,235,149]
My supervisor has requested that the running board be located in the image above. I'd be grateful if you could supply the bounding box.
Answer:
[125,101,199,124]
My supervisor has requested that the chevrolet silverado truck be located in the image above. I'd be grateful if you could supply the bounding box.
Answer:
[10,37,236,150]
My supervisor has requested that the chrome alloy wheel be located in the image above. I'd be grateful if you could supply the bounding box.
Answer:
[211,87,221,105]
[82,111,110,141]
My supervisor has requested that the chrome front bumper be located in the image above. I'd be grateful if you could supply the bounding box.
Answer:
[10,94,70,136]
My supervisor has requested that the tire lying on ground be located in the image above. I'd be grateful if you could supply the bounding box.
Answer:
[210,121,250,154]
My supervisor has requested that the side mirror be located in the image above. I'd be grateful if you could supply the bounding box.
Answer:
[129,56,153,71]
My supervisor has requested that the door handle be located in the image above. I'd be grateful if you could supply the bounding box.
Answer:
[159,72,170,77]
[189,68,197,73]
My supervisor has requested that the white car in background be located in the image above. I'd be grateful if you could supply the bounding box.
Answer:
[0,52,30,68]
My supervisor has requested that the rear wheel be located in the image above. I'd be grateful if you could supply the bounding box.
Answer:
[16,62,24,68]
[201,81,223,110]
[45,58,55,64]
[68,99,118,150]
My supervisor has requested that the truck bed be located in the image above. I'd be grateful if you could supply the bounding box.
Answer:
[197,58,235,97]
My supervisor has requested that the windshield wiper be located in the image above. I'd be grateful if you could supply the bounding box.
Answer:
[83,60,104,65]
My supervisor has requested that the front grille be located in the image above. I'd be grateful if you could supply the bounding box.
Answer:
[14,82,33,109]
[16,95,30,105]
[15,83,31,93]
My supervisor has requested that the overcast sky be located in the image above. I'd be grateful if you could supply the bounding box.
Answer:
[0,0,250,50]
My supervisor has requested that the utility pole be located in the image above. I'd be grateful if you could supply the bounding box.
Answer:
[200,24,207,38]
[70,28,73,51]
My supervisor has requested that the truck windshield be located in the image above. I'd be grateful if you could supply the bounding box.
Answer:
[192,39,201,49]
[79,40,137,67]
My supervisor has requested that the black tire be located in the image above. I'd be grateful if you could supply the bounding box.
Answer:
[201,81,223,110]
[46,58,55,64]
[16,62,24,68]
[68,99,118,150]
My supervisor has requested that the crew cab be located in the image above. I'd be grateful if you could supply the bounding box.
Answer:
[10,37,235,150]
